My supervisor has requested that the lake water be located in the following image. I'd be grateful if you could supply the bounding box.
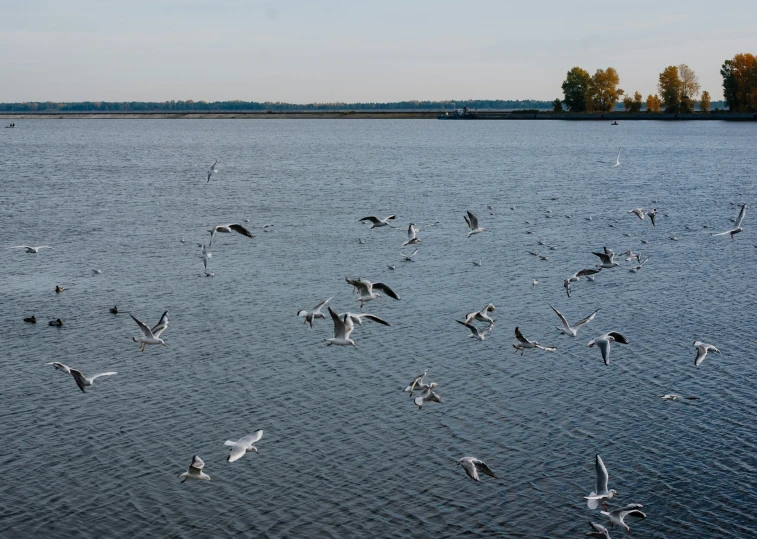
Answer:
[2,119,756,538]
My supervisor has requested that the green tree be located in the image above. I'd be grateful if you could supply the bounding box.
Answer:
[700,90,711,112]
[587,68,623,112]
[730,53,757,111]
[658,66,682,112]
[622,95,633,111]
[646,94,662,112]
[629,91,643,113]
[721,59,739,110]
[552,98,563,112]
[561,67,592,112]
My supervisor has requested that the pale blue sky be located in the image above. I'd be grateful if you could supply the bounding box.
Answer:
[1,0,755,102]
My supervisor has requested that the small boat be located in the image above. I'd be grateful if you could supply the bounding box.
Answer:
[611,121,619,125]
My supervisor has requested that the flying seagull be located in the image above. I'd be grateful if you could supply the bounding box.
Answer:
[600,504,646,534]
[345,277,400,308]
[660,394,700,401]
[207,160,218,182]
[464,303,496,326]
[179,455,211,483]
[404,369,429,398]
[326,307,355,347]
[694,341,720,367]
[402,223,422,246]
[414,384,442,409]
[225,430,263,462]
[513,327,556,355]
[592,247,620,269]
[456,320,493,341]
[587,332,629,365]
[401,248,419,261]
[585,455,617,510]
[628,208,645,220]
[712,203,747,239]
[209,223,254,247]
[564,268,601,297]
[550,305,599,337]
[297,297,332,327]
[647,208,658,226]
[464,211,485,237]
[10,245,52,253]
[48,362,117,393]
[629,256,650,273]
[614,147,621,167]
[457,457,497,482]
[130,311,168,351]
[358,215,396,228]
[586,522,612,539]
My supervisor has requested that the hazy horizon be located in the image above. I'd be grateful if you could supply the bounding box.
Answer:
[2,0,755,103]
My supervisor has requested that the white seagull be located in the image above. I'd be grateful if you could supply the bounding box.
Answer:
[404,369,429,398]
[623,250,641,263]
[326,307,355,347]
[358,215,396,228]
[585,455,617,509]
[297,297,332,327]
[694,341,720,367]
[209,223,253,247]
[592,247,620,269]
[513,327,556,355]
[225,430,263,462]
[10,245,52,253]
[207,160,218,182]
[661,394,699,401]
[464,303,496,325]
[586,522,612,539]
[550,305,599,337]
[647,208,658,226]
[130,311,168,351]
[629,256,650,273]
[456,320,493,341]
[401,248,419,261]
[457,457,497,482]
[587,332,629,365]
[564,268,601,298]
[600,504,646,533]
[414,384,442,409]
[345,277,400,308]
[712,203,747,239]
[179,455,211,483]
[614,147,621,167]
[48,362,117,393]
[464,210,485,237]
[402,223,422,246]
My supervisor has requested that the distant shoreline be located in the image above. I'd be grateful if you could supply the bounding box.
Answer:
[2,111,756,121]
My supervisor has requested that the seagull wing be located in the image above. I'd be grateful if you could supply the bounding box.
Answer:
[461,459,479,481]
[48,362,72,374]
[595,455,609,494]
[735,204,747,228]
[474,459,497,478]
[514,327,530,344]
[466,211,479,229]
[130,314,155,338]
[607,331,629,344]
[463,213,471,229]
[238,430,263,446]
[359,216,381,224]
[595,338,611,365]
[69,369,88,392]
[535,344,557,351]
[228,443,247,462]
[695,345,708,366]
[329,307,346,339]
[573,308,600,330]
[10,246,32,249]
[229,224,253,238]
[87,372,117,383]
[592,252,611,264]
[549,304,570,330]
[312,297,332,314]
[151,311,169,338]
[346,277,371,296]
[456,320,479,336]
[190,455,205,471]
[372,282,400,300]
[357,314,391,326]
[577,268,601,277]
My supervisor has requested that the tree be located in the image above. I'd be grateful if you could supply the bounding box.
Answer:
[622,95,633,111]
[678,64,701,100]
[658,66,682,112]
[561,67,592,112]
[552,98,563,112]
[721,59,738,110]
[700,91,711,112]
[587,67,623,112]
[720,54,757,111]
[646,94,662,112]
[630,91,643,113]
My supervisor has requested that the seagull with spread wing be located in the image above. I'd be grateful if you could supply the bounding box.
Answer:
[345,277,400,308]
[297,297,332,327]
[694,340,720,367]
[206,160,218,182]
[326,307,355,347]
[402,223,422,246]
[587,332,629,365]
[600,504,646,533]
[712,203,747,239]
[130,311,168,351]
[513,327,556,355]
[209,223,254,247]
[358,215,396,228]
[584,455,617,510]
[464,210,485,237]
[48,362,117,393]
[179,456,211,483]
[457,457,497,482]
[550,305,599,337]
[225,430,263,462]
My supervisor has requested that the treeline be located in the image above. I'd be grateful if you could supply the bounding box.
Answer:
[0,99,555,112]
[556,53,755,113]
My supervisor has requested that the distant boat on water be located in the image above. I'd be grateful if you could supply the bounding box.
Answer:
[438,107,475,120]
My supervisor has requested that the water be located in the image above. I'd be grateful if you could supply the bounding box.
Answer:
[1,119,756,538]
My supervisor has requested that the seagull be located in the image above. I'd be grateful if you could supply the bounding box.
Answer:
[532,279,539,286]
[345,277,400,307]
[207,160,218,182]
[464,303,496,325]
[539,255,549,261]
[647,208,658,226]
[358,238,365,244]
[401,248,419,261]
[513,327,556,355]
[414,384,442,409]
[457,457,497,482]
[628,208,645,220]
[358,215,396,228]
[326,307,355,347]
[180,237,186,243]
[297,297,332,327]
[48,362,117,393]
[209,224,254,247]
[694,341,720,367]
[661,394,699,401]
[130,311,168,351]
[600,504,646,533]
[225,430,263,462]
[55,286,66,293]
[92,269,102,275]
[614,147,621,167]
[592,247,620,269]
[402,223,422,246]
[586,522,612,539]
[550,305,599,337]
[712,204,747,239]
[200,243,212,272]
[623,250,641,262]
[204,271,215,277]
[179,456,211,483]
[472,260,482,267]
[10,245,52,253]
[339,312,391,328]
[48,318,62,327]
[456,320,493,341]
[629,256,650,272]
[564,268,601,297]
[404,369,429,398]
[387,264,395,270]
[585,455,617,510]
[588,332,629,365]
[23,315,36,324]
[464,211,485,237]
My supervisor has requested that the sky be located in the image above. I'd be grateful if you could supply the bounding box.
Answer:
[1,0,755,103]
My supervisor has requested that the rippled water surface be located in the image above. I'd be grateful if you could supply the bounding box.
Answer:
[2,119,756,538]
